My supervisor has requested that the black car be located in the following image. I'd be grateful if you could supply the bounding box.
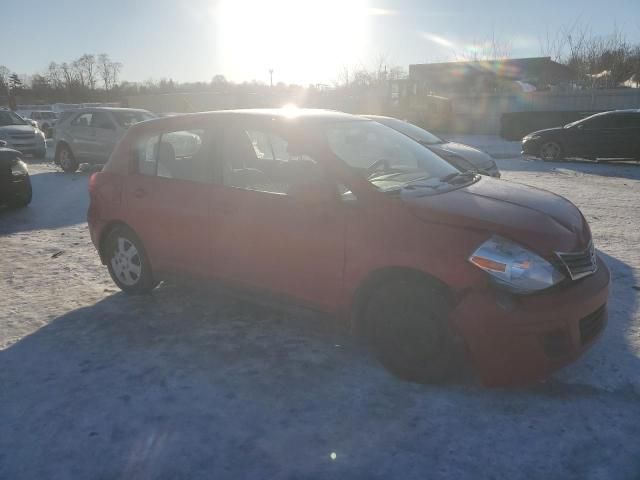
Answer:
[364,115,501,177]
[0,141,32,208]
[522,109,640,161]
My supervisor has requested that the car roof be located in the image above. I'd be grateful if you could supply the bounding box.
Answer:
[74,107,152,114]
[136,108,366,130]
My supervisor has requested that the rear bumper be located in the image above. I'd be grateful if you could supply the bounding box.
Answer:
[451,255,610,386]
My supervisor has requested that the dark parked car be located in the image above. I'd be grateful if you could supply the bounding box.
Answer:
[522,109,640,161]
[88,109,609,386]
[0,140,32,208]
[364,115,500,177]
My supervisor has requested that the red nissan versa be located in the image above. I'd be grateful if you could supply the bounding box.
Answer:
[87,109,610,386]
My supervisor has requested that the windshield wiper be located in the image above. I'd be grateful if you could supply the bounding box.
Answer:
[440,171,478,184]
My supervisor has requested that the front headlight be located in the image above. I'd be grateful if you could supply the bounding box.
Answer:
[11,160,28,176]
[469,235,565,293]
[523,134,541,142]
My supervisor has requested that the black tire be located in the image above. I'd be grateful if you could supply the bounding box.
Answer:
[539,141,563,162]
[7,177,32,208]
[103,226,157,294]
[56,143,79,173]
[363,276,461,383]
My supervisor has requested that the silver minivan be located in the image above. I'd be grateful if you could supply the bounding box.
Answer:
[53,107,155,172]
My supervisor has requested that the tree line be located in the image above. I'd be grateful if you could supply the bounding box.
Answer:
[0,53,123,105]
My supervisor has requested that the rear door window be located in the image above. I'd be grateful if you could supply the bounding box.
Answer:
[71,113,93,127]
[90,112,117,130]
[135,129,212,183]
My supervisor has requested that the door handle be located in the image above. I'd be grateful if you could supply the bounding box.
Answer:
[134,188,147,199]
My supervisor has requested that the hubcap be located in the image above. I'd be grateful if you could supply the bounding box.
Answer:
[110,237,142,286]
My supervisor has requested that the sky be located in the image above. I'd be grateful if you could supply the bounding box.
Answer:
[1,0,639,86]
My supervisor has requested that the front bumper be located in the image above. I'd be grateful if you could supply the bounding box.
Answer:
[521,138,541,157]
[451,255,610,386]
[0,174,31,204]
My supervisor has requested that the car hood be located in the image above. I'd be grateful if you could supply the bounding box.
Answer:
[404,176,591,255]
[526,127,564,137]
[429,142,495,168]
[0,125,38,135]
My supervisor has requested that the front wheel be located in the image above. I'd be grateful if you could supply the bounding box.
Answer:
[539,141,563,162]
[104,226,157,294]
[364,277,461,383]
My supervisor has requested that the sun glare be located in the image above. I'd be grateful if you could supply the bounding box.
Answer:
[216,0,368,85]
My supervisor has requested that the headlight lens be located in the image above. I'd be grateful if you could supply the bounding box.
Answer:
[11,160,28,176]
[469,236,565,293]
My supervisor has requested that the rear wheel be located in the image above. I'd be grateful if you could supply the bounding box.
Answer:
[539,141,563,161]
[56,144,79,173]
[364,276,461,383]
[104,226,157,294]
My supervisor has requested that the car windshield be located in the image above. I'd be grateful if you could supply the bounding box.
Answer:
[111,110,155,128]
[325,120,458,192]
[376,117,444,144]
[0,111,27,126]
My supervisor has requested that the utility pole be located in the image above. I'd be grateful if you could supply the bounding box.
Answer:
[269,69,274,88]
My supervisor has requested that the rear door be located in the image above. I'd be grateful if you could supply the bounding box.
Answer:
[122,121,219,278]
[67,112,95,159]
[90,111,120,162]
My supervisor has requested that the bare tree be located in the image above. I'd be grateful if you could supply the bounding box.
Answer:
[110,61,123,89]
[60,62,76,90]
[72,59,86,88]
[98,53,112,90]
[77,54,97,90]
[0,65,10,94]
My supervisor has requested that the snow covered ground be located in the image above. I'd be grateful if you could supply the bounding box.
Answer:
[1,148,640,479]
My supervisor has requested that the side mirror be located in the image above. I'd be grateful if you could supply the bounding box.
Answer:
[288,180,336,205]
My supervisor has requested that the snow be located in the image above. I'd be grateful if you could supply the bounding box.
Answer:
[1,145,640,479]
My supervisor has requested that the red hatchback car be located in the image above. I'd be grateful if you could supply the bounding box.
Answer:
[88,109,610,386]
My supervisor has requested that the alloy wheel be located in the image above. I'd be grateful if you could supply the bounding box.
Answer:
[110,237,143,286]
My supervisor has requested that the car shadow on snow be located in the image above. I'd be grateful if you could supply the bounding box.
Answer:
[0,171,90,234]
[496,157,640,181]
[2,271,640,478]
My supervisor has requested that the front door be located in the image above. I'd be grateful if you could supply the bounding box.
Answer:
[211,122,346,310]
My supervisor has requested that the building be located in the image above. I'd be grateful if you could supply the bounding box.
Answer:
[409,57,579,95]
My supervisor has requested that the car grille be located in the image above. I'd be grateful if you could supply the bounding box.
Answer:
[9,133,36,141]
[555,241,597,280]
[579,304,606,344]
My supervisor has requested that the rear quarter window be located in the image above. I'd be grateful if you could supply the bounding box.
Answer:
[135,135,160,176]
